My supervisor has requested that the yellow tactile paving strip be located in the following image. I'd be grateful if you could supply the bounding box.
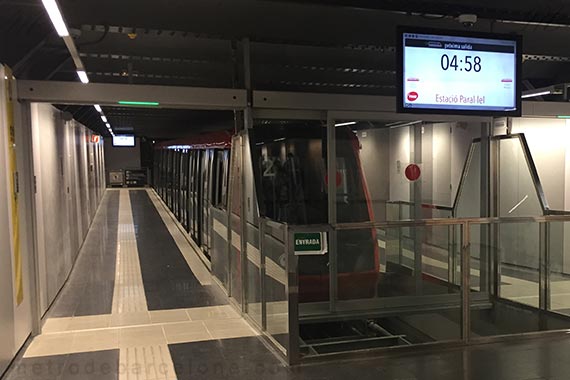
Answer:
[112,190,148,314]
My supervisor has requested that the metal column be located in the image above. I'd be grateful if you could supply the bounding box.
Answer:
[326,113,338,312]
[539,222,551,310]
[412,123,423,295]
[461,222,471,341]
[480,121,491,293]
[286,226,300,364]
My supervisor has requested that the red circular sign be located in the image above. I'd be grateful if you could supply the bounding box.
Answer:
[405,164,421,181]
[407,91,419,102]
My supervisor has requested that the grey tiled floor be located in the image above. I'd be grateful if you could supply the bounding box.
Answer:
[47,191,119,318]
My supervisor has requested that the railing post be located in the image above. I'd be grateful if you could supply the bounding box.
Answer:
[539,222,550,310]
[260,217,267,330]
[461,221,471,342]
[286,225,300,365]
[413,123,423,296]
[327,113,338,312]
[448,224,454,284]
[398,203,403,265]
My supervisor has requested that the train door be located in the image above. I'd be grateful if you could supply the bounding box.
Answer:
[211,149,231,288]
[161,149,168,200]
[175,150,182,220]
[153,149,159,191]
[156,149,163,197]
[202,149,213,256]
[173,150,178,216]
[180,150,189,231]
[166,149,173,210]
[195,150,204,246]
[189,150,196,239]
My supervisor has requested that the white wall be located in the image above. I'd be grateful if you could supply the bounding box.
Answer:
[508,118,570,272]
[358,128,390,220]
[357,122,481,222]
[0,70,88,376]
[510,118,569,211]
[31,103,106,314]
[389,126,412,204]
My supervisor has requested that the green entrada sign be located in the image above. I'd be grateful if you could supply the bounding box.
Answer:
[294,232,328,255]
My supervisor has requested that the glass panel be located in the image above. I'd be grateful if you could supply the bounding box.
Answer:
[454,142,481,218]
[298,225,462,354]
[548,221,570,321]
[263,220,288,353]
[498,137,544,218]
[336,120,481,223]
[498,222,539,307]
[211,206,229,290]
[245,221,262,326]
[470,221,570,337]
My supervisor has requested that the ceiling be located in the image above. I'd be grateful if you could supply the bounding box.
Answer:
[3,0,570,139]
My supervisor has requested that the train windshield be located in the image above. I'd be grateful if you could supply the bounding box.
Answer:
[250,121,372,225]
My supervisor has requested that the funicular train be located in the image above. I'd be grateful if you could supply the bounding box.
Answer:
[153,122,380,302]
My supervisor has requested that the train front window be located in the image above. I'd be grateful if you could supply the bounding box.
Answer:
[251,122,328,225]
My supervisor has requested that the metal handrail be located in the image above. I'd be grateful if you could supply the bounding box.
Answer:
[386,200,453,212]
[333,214,570,231]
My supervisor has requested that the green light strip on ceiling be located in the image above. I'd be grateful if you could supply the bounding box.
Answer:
[557,115,570,119]
[118,101,160,106]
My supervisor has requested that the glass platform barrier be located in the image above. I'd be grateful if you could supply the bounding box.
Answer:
[239,133,570,364]
[277,216,570,364]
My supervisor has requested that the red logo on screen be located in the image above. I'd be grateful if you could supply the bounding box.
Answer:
[407,91,419,102]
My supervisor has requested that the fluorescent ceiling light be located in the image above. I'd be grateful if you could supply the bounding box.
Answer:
[335,121,357,127]
[101,116,108,123]
[521,90,551,99]
[106,123,111,128]
[94,104,102,113]
[77,70,89,84]
[41,0,69,37]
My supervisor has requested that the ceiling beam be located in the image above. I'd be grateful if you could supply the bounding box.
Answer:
[17,80,247,110]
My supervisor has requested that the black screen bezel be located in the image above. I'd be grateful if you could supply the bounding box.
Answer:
[396,26,522,117]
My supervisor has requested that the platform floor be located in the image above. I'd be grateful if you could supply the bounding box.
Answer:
[5,188,570,380]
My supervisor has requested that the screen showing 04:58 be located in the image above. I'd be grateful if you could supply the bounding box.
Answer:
[400,30,521,115]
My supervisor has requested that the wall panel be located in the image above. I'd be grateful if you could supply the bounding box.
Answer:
[31,103,106,315]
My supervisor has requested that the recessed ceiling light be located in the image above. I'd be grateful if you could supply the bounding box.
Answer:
[94,104,102,113]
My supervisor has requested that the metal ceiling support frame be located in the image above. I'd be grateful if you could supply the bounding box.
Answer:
[17,80,570,120]
[17,80,247,110]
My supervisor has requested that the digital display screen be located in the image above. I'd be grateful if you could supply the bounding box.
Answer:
[112,135,135,147]
[397,28,522,116]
